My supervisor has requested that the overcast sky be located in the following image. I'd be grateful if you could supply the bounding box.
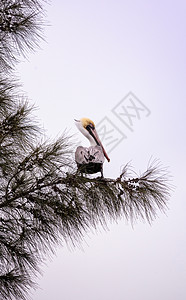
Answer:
[17,1,186,299]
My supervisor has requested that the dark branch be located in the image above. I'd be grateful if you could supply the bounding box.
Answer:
[0,121,172,300]
[0,0,46,71]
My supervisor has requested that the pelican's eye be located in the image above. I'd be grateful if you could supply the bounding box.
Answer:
[86,123,95,131]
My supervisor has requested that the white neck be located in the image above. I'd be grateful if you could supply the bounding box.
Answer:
[76,122,97,146]
[86,134,97,146]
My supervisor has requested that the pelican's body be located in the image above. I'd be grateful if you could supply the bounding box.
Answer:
[75,118,110,177]
[75,145,104,174]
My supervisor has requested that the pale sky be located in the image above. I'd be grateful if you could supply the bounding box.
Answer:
[17,1,186,299]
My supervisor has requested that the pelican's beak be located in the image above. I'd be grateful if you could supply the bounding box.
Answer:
[88,127,110,162]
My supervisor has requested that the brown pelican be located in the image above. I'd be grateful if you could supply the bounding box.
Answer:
[75,118,110,177]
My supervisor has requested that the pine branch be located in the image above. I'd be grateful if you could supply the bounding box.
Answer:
[0,0,46,71]
[0,131,172,300]
[0,132,172,294]
[0,268,36,300]
[0,127,170,299]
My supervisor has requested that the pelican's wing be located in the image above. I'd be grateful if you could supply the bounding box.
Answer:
[75,145,105,164]
[75,146,89,164]
[88,145,104,163]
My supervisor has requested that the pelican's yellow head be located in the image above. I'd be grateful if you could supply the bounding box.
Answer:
[80,118,95,129]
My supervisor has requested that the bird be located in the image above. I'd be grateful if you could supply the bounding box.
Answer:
[75,118,110,177]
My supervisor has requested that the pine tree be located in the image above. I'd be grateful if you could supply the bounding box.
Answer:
[0,1,171,299]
